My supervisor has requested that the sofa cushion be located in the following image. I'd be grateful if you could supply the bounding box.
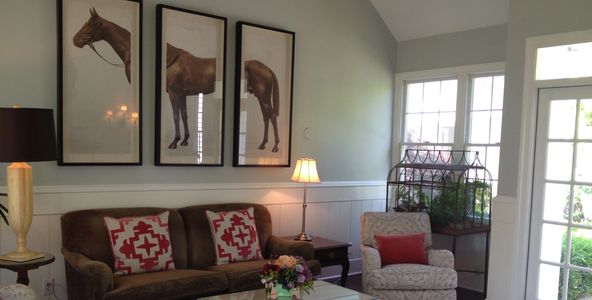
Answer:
[61,208,188,270]
[178,203,273,269]
[206,207,263,265]
[206,259,267,292]
[104,269,227,300]
[367,263,457,290]
[104,212,175,275]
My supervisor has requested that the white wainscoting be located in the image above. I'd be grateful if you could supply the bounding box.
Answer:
[0,181,386,300]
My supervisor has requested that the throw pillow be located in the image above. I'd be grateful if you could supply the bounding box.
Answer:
[206,207,263,265]
[375,232,428,266]
[104,211,175,276]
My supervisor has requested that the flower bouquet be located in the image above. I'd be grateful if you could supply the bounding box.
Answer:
[260,255,314,297]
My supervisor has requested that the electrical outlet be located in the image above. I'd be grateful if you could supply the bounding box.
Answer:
[42,279,54,295]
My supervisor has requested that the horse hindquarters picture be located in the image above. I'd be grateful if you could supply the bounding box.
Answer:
[155,5,227,166]
[233,22,295,167]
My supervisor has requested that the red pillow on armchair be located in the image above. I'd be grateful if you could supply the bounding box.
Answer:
[374,233,427,266]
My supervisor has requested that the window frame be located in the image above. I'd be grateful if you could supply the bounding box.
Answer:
[392,62,506,166]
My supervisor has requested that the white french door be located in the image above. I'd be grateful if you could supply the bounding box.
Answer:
[527,86,592,300]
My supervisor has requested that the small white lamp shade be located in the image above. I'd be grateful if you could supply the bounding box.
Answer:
[291,158,320,183]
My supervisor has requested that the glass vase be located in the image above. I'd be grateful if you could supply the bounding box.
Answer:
[276,284,293,298]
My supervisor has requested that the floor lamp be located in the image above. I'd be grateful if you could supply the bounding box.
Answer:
[0,108,57,262]
[291,157,320,241]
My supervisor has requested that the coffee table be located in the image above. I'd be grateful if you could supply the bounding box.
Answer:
[199,281,377,300]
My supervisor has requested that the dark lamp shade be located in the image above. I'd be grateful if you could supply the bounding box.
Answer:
[0,108,57,162]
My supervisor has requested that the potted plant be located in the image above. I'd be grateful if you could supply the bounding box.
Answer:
[260,255,314,298]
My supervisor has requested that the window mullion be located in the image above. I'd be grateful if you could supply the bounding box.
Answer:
[454,73,468,150]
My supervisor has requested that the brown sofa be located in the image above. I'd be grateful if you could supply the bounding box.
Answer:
[61,203,321,300]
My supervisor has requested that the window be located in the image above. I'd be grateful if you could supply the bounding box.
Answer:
[536,42,592,80]
[395,63,505,195]
[467,75,504,196]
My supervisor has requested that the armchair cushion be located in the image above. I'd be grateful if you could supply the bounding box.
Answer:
[375,233,427,266]
[367,263,457,290]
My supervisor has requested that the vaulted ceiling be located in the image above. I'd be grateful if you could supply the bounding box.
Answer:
[370,0,509,41]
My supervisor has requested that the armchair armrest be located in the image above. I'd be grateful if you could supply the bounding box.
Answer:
[360,245,381,293]
[62,248,114,300]
[266,235,314,260]
[427,249,455,269]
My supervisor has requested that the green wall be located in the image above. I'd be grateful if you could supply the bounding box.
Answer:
[498,0,592,196]
[396,24,506,73]
[0,0,396,185]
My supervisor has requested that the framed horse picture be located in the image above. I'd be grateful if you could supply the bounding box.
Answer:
[155,5,227,166]
[58,0,142,165]
[233,22,295,167]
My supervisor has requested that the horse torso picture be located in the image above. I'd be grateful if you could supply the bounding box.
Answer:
[245,60,280,153]
[164,43,216,149]
[73,8,131,83]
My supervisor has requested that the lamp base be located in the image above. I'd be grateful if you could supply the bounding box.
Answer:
[294,232,313,241]
[0,250,44,262]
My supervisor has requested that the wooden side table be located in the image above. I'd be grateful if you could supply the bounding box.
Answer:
[287,237,351,286]
[0,253,55,285]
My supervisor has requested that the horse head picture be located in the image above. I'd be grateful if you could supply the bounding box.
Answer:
[73,8,132,83]
[245,60,280,153]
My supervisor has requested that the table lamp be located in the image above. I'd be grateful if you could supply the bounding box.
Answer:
[291,157,320,241]
[0,108,57,262]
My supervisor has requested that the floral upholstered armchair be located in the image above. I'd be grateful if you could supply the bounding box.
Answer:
[360,212,457,300]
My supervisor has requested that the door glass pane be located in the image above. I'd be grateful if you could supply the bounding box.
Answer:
[575,143,592,183]
[541,223,567,263]
[567,269,592,300]
[572,185,592,226]
[569,228,592,268]
[472,76,493,110]
[492,75,505,110]
[578,99,592,139]
[536,42,592,80]
[543,183,571,223]
[470,111,490,143]
[549,100,577,139]
[538,263,562,300]
[406,83,424,113]
[546,142,573,181]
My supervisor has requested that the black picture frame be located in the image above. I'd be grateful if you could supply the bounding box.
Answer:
[233,22,295,167]
[155,5,227,166]
[57,0,143,165]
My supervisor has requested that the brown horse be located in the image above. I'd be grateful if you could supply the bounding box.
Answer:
[73,8,131,83]
[245,60,280,152]
[165,44,216,149]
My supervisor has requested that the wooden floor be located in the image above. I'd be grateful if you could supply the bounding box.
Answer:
[339,274,485,300]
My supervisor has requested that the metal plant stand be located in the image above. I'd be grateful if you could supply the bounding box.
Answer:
[386,149,492,299]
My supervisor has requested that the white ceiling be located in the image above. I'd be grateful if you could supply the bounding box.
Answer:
[370,0,509,42]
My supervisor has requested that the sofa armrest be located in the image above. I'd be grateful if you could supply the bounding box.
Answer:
[62,248,114,300]
[266,235,314,260]
[427,249,455,269]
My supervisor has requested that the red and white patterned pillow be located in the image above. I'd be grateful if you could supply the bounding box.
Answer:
[104,211,175,276]
[206,207,263,265]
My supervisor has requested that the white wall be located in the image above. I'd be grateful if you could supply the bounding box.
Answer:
[0,182,385,299]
